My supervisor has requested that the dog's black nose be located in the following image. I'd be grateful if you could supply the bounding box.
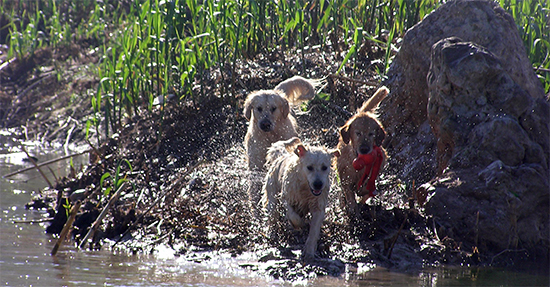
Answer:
[359,145,371,155]
[259,119,272,132]
[312,180,323,191]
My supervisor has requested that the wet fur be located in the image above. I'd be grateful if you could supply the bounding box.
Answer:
[243,76,320,171]
[244,76,320,210]
[262,137,340,259]
[336,86,389,220]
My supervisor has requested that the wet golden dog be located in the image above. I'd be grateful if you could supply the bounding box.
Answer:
[336,86,389,220]
[244,76,319,208]
[262,137,340,259]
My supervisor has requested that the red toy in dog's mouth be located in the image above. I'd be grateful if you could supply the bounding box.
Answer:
[352,145,383,198]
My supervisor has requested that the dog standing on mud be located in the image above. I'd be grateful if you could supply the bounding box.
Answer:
[336,86,389,221]
[262,137,340,259]
[244,76,320,208]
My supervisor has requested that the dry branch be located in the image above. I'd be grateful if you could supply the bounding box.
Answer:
[2,149,91,179]
[19,144,53,189]
[51,201,82,256]
[78,182,127,250]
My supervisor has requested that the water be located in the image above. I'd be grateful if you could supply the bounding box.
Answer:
[1,142,548,286]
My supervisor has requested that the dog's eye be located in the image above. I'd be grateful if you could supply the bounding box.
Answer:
[307,165,313,171]
[257,107,263,112]
[321,165,328,171]
[270,106,276,112]
[356,132,362,137]
[368,132,375,137]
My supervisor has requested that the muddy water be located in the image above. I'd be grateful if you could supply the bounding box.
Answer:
[1,142,548,286]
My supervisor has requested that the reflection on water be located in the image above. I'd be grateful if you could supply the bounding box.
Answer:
[1,142,548,286]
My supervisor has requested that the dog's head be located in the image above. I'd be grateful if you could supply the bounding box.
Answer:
[339,113,385,156]
[339,86,388,155]
[244,90,290,132]
[288,143,340,196]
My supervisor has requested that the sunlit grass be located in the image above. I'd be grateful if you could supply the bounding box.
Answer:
[3,0,549,143]
[498,0,550,92]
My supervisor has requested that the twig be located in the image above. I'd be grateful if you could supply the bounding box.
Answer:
[2,149,91,178]
[13,217,54,224]
[47,166,59,185]
[0,57,16,72]
[329,74,379,87]
[16,74,55,101]
[111,160,204,249]
[490,248,527,266]
[51,200,82,256]
[78,182,127,250]
[475,210,479,247]
[64,121,77,150]
[387,211,409,260]
[19,144,53,189]
[84,138,102,161]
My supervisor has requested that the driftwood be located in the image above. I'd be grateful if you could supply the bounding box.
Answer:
[78,182,127,250]
[19,144,54,189]
[51,200,82,256]
[2,149,91,178]
[13,218,54,224]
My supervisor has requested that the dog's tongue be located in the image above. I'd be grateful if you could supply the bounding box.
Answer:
[311,189,322,196]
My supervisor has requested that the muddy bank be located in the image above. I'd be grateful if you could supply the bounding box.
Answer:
[1,45,454,279]
[36,96,466,279]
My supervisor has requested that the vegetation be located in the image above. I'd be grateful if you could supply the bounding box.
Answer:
[2,0,549,143]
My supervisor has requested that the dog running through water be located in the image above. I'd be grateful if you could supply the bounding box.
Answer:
[262,137,340,259]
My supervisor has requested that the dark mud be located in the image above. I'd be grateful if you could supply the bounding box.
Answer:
[1,43,481,280]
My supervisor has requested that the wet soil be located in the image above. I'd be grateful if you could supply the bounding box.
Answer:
[1,42,481,280]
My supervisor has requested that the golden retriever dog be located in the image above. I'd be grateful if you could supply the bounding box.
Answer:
[262,137,340,260]
[244,76,320,208]
[336,86,389,220]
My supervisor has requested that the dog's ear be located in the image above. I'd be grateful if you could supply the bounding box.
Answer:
[284,137,302,155]
[330,149,341,158]
[244,97,253,120]
[280,97,290,119]
[294,144,307,157]
[339,124,351,144]
[283,137,302,153]
[375,125,386,146]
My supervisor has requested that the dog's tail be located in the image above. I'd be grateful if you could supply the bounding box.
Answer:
[274,76,322,105]
[359,86,389,113]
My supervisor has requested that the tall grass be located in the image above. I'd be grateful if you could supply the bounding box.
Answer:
[498,0,550,92]
[3,0,549,142]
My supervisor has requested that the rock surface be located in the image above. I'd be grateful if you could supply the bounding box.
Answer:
[426,37,549,259]
[380,0,549,265]
[380,0,545,183]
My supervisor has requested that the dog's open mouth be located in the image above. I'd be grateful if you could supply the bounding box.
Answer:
[310,189,322,196]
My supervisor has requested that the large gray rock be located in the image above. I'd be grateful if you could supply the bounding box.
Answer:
[380,0,545,183]
[379,0,549,263]
[427,38,548,173]
[425,37,549,259]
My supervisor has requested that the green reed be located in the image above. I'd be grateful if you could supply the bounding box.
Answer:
[498,0,550,92]
[3,0,549,142]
